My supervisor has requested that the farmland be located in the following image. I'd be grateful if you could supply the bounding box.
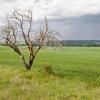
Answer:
[0,46,100,100]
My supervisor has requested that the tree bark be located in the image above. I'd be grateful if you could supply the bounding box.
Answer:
[26,55,36,70]
[20,54,36,70]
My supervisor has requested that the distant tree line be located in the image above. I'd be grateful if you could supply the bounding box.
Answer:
[1,40,100,47]
[60,40,100,47]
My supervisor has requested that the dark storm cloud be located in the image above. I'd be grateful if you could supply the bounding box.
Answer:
[27,14,100,40]
[47,14,100,40]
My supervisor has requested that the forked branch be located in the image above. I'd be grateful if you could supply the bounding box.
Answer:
[2,9,60,70]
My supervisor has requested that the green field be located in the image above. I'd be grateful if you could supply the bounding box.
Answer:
[0,46,100,100]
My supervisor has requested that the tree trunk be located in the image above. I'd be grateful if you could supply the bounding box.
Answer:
[21,55,35,70]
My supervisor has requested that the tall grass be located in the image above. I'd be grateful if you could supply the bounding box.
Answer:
[0,46,100,100]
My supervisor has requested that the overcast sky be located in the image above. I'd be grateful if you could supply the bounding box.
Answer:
[0,0,100,40]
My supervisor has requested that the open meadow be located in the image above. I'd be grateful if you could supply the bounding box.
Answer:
[0,46,100,100]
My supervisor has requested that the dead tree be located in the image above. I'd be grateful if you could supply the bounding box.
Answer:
[2,9,59,70]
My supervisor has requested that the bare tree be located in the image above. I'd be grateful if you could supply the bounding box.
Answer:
[2,9,60,70]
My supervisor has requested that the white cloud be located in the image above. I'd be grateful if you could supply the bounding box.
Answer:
[0,0,100,22]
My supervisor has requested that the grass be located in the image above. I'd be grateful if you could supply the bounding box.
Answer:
[0,46,100,99]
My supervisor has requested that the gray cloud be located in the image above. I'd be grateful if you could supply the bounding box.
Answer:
[0,0,18,3]
[28,14,100,40]
[0,0,100,20]
[0,0,100,40]
[47,14,100,40]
